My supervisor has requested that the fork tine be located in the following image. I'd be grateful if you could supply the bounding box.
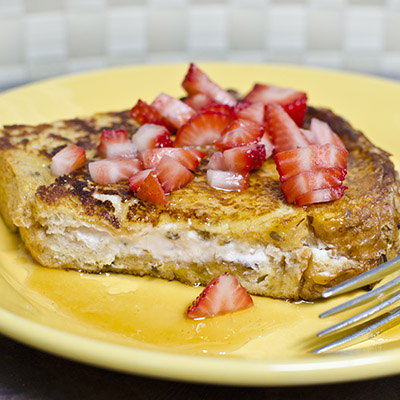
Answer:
[313,306,400,354]
[320,274,400,318]
[322,254,400,299]
[318,289,400,337]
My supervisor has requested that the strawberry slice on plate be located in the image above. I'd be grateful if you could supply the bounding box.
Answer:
[206,169,249,192]
[51,144,87,176]
[302,118,346,149]
[154,155,193,193]
[182,63,237,107]
[130,99,175,131]
[223,144,267,174]
[214,118,265,151]
[280,167,347,204]
[131,123,173,152]
[295,185,347,206]
[243,83,307,126]
[151,93,195,130]
[135,171,168,205]
[187,273,254,319]
[139,147,205,170]
[97,129,137,159]
[88,157,142,185]
[174,111,231,147]
[265,103,309,153]
[274,143,348,183]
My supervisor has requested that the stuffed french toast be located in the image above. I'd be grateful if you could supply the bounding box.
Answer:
[0,64,399,317]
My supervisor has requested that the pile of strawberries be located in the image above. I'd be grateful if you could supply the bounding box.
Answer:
[51,63,348,207]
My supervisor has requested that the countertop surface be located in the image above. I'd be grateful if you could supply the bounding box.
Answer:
[1,332,400,400]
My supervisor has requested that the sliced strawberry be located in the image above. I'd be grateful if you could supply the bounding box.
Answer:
[130,99,175,131]
[281,167,346,204]
[139,147,205,170]
[51,144,87,176]
[182,63,237,107]
[97,129,137,159]
[183,93,213,111]
[131,123,173,152]
[206,169,248,192]
[199,103,233,116]
[296,186,347,206]
[187,273,254,319]
[223,144,266,174]
[243,83,307,126]
[88,157,142,185]
[214,119,264,151]
[265,103,309,153]
[128,169,153,192]
[302,118,346,149]
[259,132,274,158]
[151,93,195,129]
[174,111,231,147]
[206,151,227,170]
[274,144,348,183]
[154,155,193,193]
[235,101,264,124]
[136,172,168,205]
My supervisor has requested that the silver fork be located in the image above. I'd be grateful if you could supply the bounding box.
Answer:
[314,254,400,354]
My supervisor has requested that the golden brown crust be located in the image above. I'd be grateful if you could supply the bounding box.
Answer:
[0,107,399,300]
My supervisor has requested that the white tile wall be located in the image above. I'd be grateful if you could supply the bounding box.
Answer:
[0,0,398,89]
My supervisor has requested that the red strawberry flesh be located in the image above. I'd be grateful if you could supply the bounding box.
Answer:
[187,273,254,319]
[51,144,87,176]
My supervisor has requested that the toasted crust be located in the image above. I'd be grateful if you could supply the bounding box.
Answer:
[0,107,399,300]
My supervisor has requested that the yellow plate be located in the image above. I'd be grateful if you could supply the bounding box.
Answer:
[1,64,400,386]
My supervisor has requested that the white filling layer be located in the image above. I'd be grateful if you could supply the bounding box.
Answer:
[45,219,352,270]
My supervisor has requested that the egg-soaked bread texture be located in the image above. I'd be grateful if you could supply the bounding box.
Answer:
[0,106,399,300]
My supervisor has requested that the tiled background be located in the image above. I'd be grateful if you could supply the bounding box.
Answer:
[0,0,399,90]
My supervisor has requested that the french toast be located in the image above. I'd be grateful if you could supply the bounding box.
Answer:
[0,105,399,301]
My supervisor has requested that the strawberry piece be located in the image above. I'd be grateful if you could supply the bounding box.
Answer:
[302,118,346,149]
[295,186,347,206]
[243,83,307,126]
[151,93,195,129]
[281,167,347,204]
[88,157,142,185]
[235,101,264,124]
[128,169,153,192]
[51,144,87,176]
[199,103,233,116]
[130,99,175,131]
[131,123,173,152]
[274,144,348,183]
[223,144,266,174]
[155,155,193,193]
[97,129,137,159]
[206,151,227,170]
[259,132,274,158]
[139,147,205,170]
[214,119,264,151]
[174,111,231,147]
[187,273,254,319]
[183,93,213,111]
[136,172,168,205]
[265,103,309,153]
[206,169,248,192]
[182,63,237,107]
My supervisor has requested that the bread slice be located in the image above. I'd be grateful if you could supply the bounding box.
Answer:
[0,107,399,300]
